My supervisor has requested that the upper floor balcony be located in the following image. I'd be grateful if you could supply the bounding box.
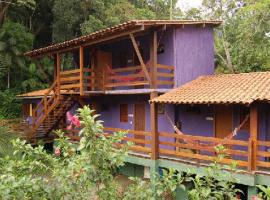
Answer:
[59,62,174,95]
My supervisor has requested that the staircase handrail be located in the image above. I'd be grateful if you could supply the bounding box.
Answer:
[32,80,58,128]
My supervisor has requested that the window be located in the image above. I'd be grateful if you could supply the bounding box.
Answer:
[120,104,128,122]
[239,107,250,131]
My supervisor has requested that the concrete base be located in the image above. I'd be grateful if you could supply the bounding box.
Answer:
[247,186,258,200]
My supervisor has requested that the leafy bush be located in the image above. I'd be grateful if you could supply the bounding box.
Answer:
[0,106,129,199]
[0,126,19,157]
[0,90,21,119]
[257,185,270,200]
[188,145,241,200]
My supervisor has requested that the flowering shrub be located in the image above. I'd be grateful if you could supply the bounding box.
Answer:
[0,106,129,199]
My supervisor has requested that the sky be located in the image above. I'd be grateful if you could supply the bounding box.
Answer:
[177,0,203,10]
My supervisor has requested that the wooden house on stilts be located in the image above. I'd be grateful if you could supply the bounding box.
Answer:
[18,20,270,198]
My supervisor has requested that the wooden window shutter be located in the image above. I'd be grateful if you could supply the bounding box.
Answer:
[120,104,128,122]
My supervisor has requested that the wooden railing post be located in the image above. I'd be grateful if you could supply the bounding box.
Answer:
[150,92,159,160]
[150,31,157,89]
[248,138,253,172]
[79,46,84,96]
[250,103,258,171]
[56,53,61,96]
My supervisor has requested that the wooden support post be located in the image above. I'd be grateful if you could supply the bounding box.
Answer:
[56,53,61,96]
[150,92,158,160]
[130,33,151,83]
[250,103,258,171]
[54,54,57,81]
[90,50,95,91]
[150,31,157,89]
[80,46,84,96]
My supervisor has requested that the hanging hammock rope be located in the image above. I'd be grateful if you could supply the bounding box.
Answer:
[164,110,250,150]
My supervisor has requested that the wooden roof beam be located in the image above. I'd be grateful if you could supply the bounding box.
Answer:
[129,33,151,83]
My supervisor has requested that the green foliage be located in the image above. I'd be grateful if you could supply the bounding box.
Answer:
[257,185,270,200]
[0,106,129,199]
[0,90,21,119]
[0,20,33,89]
[122,169,185,200]
[188,145,241,200]
[0,126,18,157]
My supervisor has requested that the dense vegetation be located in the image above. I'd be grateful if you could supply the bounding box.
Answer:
[0,0,269,115]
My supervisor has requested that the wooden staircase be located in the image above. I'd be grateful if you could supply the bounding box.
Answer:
[30,80,75,142]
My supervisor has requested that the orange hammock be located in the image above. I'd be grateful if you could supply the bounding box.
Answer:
[165,111,250,150]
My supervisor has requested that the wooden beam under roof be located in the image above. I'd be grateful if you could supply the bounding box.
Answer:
[130,33,151,83]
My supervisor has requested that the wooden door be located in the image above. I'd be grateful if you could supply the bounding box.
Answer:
[95,50,112,90]
[215,105,233,139]
[134,103,146,145]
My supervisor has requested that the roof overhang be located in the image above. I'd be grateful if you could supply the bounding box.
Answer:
[25,20,222,58]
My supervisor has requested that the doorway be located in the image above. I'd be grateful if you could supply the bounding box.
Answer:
[134,103,146,146]
[215,105,233,139]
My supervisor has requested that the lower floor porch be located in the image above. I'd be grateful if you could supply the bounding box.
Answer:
[66,126,270,180]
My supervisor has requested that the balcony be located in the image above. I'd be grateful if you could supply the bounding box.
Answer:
[58,64,174,95]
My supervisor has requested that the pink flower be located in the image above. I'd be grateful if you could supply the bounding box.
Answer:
[71,115,80,127]
[66,112,81,128]
[54,147,61,156]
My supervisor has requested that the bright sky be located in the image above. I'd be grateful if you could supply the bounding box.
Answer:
[177,0,203,10]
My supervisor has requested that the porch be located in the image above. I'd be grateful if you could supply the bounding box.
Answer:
[66,126,270,175]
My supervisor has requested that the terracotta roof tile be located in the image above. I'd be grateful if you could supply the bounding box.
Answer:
[17,89,51,98]
[151,71,270,105]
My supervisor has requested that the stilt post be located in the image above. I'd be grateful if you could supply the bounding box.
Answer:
[250,103,258,171]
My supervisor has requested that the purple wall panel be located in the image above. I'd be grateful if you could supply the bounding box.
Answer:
[174,26,215,87]
[177,105,214,137]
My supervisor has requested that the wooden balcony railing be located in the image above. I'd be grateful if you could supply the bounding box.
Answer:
[256,141,270,169]
[104,127,152,154]
[64,126,270,173]
[158,132,250,170]
[57,64,174,94]
[105,65,149,89]
[60,69,81,92]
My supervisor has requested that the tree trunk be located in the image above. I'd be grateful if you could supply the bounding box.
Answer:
[7,69,10,89]
[0,2,11,27]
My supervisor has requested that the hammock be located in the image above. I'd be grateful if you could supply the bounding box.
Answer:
[106,61,151,83]
[165,110,250,151]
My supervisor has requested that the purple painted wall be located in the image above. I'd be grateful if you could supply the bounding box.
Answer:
[84,95,174,133]
[176,104,270,161]
[174,26,215,87]
[177,105,214,137]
